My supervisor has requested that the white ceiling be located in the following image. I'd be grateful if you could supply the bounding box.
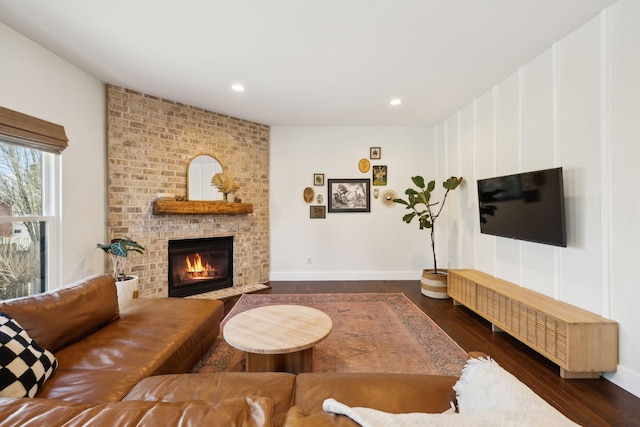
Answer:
[0,0,616,126]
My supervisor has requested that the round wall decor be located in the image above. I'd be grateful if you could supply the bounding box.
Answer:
[358,158,370,173]
[381,190,397,206]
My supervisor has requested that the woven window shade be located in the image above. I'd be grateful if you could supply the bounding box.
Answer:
[0,106,68,154]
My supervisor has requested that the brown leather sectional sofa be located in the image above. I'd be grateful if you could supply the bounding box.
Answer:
[0,274,224,403]
[0,274,462,426]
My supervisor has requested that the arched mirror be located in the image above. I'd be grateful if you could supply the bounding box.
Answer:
[187,154,224,201]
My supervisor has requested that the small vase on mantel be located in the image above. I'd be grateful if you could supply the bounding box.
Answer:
[224,192,233,202]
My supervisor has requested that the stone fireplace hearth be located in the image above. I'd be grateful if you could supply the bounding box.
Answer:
[106,85,270,298]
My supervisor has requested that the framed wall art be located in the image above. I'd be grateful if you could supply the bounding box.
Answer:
[370,147,381,159]
[310,205,326,219]
[327,179,371,213]
[313,173,325,186]
[372,165,387,186]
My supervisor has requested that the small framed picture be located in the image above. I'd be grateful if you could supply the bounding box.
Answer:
[328,179,371,213]
[372,165,387,186]
[310,205,326,218]
[370,147,381,159]
[313,173,325,186]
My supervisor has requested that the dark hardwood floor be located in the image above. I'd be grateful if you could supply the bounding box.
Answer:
[237,280,640,427]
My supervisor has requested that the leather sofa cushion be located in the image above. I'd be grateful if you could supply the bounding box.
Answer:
[124,372,295,426]
[0,397,275,427]
[116,298,223,376]
[283,406,359,427]
[36,297,224,403]
[287,372,458,426]
[64,398,276,427]
[0,274,119,352]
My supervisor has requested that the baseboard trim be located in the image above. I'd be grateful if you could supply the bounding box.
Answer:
[603,365,640,399]
[269,271,422,281]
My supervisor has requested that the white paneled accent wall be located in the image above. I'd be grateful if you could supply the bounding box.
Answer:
[609,0,640,397]
[473,92,498,275]
[458,106,476,270]
[436,0,639,397]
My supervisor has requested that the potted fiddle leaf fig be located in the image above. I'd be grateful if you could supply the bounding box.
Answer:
[394,176,463,298]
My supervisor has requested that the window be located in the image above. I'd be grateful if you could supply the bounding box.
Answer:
[0,107,66,300]
[0,142,60,300]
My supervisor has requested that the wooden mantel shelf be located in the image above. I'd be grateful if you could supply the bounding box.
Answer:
[152,200,253,215]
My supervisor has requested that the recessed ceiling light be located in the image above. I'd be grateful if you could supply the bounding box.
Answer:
[390,98,402,106]
[231,84,245,92]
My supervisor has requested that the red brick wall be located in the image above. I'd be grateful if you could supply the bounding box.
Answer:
[106,86,269,297]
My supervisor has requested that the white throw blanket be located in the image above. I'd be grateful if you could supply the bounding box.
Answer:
[323,357,581,427]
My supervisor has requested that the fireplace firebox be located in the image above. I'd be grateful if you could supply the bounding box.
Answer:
[168,236,233,297]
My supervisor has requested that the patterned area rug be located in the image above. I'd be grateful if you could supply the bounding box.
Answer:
[192,293,467,376]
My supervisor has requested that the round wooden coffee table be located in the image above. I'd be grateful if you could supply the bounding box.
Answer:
[223,304,333,374]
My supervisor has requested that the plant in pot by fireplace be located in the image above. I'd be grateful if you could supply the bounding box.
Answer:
[97,236,145,305]
[394,176,463,299]
[97,236,145,281]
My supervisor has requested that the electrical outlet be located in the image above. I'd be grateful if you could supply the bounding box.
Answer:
[305,257,312,265]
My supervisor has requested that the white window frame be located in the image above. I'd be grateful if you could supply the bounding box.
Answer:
[0,145,61,293]
[42,151,61,289]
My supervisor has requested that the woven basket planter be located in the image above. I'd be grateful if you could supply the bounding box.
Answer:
[420,269,450,299]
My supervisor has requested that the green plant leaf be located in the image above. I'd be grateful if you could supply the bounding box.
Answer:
[443,176,464,190]
[402,212,417,223]
[393,198,408,206]
[419,216,433,229]
[408,193,421,205]
[411,176,425,188]
[97,237,145,258]
[111,242,127,257]
[426,180,436,192]
[421,191,431,205]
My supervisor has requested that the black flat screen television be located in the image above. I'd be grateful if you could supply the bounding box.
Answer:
[477,167,566,247]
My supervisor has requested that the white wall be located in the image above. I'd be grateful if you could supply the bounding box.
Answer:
[608,0,640,398]
[436,0,640,397]
[0,22,107,287]
[270,126,448,281]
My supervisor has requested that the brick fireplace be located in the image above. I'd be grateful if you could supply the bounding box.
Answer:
[106,86,270,298]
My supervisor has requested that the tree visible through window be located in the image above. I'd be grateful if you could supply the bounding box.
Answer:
[0,142,47,300]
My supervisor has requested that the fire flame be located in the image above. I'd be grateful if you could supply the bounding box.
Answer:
[185,253,216,278]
